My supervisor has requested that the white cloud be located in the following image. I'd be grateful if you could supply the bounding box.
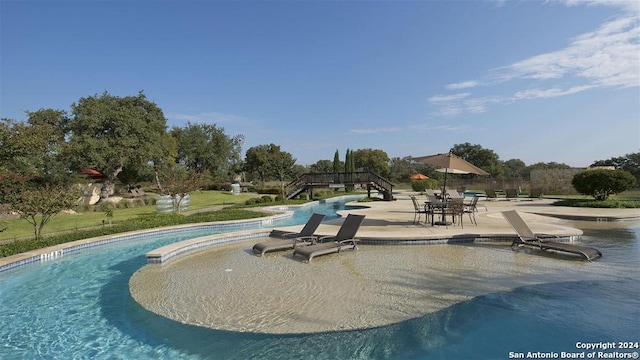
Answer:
[428,93,470,103]
[429,94,502,116]
[429,2,639,117]
[445,81,479,90]
[513,85,595,100]
[561,0,640,13]
[502,15,640,88]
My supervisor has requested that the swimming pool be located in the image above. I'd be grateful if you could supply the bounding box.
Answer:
[0,198,638,359]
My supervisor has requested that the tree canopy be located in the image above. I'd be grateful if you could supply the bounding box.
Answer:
[1,111,69,180]
[244,144,296,184]
[353,148,390,177]
[592,152,640,184]
[170,122,243,180]
[451,142,502,177]
[310,159,334,173]
[67,91,170,202]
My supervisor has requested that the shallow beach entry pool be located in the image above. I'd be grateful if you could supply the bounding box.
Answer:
[1,198,638,359]
[131,237,633,335]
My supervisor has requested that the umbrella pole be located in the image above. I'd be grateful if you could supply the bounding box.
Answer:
[442,169,448,195]
[435,169,451,226]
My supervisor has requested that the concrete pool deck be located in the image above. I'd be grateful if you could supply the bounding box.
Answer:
[273,192,640,244]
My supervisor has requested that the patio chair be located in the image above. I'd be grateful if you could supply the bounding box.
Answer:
[252,213,326,256]
[410,195,430,224]
[293,214,365,262]
[502,210,602,260]
[426,195,445,226]
[445,198,465,228]
[463,195,480,225]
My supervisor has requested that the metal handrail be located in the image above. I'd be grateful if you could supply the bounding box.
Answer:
[285,172,394,199]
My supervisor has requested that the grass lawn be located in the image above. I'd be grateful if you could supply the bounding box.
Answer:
[0,191,257,242]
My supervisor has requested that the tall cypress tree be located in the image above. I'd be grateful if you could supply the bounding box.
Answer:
[344,149,351,172]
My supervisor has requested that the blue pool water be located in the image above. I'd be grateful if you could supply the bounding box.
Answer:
[1,199,638,360]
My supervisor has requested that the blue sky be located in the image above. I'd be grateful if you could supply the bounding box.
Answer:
[1,0,638,167]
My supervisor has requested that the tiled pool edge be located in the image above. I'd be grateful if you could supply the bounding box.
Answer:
[0,194,370,272]
[146,230,272,263]
[148,230,581,265]
[0,210,293,273]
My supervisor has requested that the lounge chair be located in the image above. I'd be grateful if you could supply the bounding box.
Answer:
[529,188,544,199]
[425,189,440,197]
[446,189,463,200]
[252,213,326,256]
[502,210,602,260]
[293,214,365,261]
[485,189,500,200]
[505,188,519,200]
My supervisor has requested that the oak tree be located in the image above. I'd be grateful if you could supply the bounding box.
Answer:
[67,92,172,202]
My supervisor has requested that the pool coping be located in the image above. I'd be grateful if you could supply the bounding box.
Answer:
[0,209,293,273]
[0,195,368,272]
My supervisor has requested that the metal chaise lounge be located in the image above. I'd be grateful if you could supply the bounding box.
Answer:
[252,213,326,256]
[505,188,519,200]
[293,214,365,262]
[485,189,500,200]
[502,210,602,260]
[529,188,544,199]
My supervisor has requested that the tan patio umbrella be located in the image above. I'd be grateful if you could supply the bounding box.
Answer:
[410,173,429,180]
[413,152,490,225]
[413,152,489,193]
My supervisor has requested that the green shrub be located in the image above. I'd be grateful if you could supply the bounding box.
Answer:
[261,195,273,203]
[245,198,257,205]
[572,169,636,200]
[258,188,281,195]
[411,179,438,192]
[313,189,333,199]
[553,198,640,208]
[98,202,116,212]
[75,204,92,213]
